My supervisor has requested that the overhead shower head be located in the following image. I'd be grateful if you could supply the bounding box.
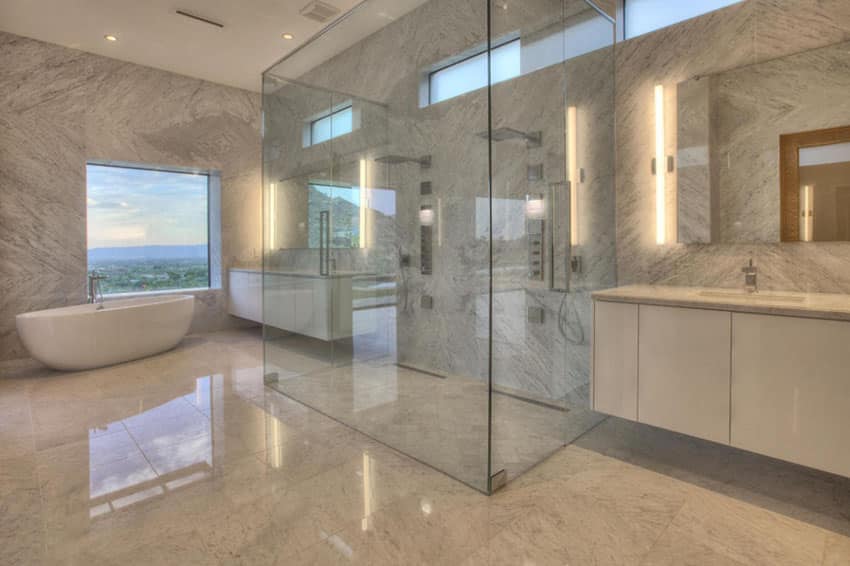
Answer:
[477,128,542,147]
[374,154,432,168]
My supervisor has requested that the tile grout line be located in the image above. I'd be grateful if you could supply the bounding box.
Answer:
[636,496,690,565]
[120,420,160,477]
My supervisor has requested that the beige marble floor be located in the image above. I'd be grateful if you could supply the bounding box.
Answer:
[0,328,848,565]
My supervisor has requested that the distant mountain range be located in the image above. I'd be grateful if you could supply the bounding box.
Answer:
[88,244,207,262]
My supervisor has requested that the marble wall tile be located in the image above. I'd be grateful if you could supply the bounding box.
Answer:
[0,31,262,362]
[614,0,850,294]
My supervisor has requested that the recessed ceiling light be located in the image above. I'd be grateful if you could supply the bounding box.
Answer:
[104,34,118,42]
[281,33,294,40]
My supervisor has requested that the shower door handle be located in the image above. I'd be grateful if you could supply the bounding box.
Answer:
[319,210,330,276]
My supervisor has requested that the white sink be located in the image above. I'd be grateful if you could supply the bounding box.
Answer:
[697,290,806,303]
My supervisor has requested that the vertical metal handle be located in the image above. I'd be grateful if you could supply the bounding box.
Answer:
[319,210,330,276]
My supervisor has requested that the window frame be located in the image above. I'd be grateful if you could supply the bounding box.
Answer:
[305,102,354,147]
[85,161,213,295]
[425,36,521,106]
[619,0,743,40]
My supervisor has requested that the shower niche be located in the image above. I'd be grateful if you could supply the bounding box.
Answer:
[262,0,616,493]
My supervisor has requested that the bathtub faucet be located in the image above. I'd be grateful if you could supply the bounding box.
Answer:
[88,272,108,309]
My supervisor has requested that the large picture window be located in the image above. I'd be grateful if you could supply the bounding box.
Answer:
[86,163,210,294]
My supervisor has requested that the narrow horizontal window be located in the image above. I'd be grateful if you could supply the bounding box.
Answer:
[428,39,521,105]
[309,104,353,146]
[86,163,210,294]
[624,0,743,39]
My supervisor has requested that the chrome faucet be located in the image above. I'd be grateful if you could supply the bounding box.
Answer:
[88,272,108,309]
[742,258,758,293]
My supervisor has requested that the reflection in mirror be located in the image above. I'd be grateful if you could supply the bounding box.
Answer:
[793,139,850,241]
[675,40,850,244]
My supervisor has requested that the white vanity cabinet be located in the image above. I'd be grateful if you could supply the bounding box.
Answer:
[228,269,360,341]
[592,285,850,479]
[228,269,262,323]
[731,313,850,478]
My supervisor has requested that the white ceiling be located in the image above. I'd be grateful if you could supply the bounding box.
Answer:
[0,0,373,92]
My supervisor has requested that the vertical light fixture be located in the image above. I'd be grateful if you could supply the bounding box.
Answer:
[359,159,368,249]
[567,105,579,246]
[654,84,666,245]
[801,184,813,242]
[269,182,277,250]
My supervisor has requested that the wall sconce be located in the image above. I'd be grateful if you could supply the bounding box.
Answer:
[268,182,277,250]
[653,84,666,245]
[567,105,579,246]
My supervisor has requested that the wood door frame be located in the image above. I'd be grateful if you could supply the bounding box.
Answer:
[780,125,850,241]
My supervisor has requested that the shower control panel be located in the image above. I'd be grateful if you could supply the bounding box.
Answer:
[527,218,544,281]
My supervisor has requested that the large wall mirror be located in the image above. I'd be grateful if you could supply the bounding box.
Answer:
[676,39,850,244]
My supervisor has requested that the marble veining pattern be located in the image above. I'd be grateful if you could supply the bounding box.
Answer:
[0,30,262,362]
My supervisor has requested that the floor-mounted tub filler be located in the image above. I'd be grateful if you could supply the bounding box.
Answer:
[16,294,194,370]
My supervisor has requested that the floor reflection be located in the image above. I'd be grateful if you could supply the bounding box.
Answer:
[85,370,279,519]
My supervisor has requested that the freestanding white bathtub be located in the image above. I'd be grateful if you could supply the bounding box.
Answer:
[16,294,194,371]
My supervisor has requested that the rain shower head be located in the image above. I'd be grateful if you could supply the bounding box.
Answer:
[374,154,432,168]
[478,127,542,147]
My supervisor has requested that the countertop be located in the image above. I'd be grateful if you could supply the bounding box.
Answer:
[592,285,850,322]
[230,267,375,279]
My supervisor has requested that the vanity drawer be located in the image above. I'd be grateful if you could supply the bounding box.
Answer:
[593,301,639,420]
[731,313,850,478]
[638,305,731,444]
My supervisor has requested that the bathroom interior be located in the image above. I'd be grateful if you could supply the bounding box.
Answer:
[2,0,850,563]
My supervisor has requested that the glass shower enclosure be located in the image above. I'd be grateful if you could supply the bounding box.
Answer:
[262,0,615,493]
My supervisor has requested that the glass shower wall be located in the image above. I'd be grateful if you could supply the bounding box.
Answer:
[262,0,492,492]
[488,0,616,483]
[261,0,616,493]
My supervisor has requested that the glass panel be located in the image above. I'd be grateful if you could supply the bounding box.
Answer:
[331,106,353,138]
[488,0,615,485]
[86,163,209,294]
[263,80,337,382]
[309,105,353,145]
[263,0,491,492]
[429,39,520,105]
[625,0,742,39]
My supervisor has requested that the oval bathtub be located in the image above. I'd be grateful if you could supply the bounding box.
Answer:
[16,294,194,371]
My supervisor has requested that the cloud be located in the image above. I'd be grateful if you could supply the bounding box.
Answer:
[86,164,208,249]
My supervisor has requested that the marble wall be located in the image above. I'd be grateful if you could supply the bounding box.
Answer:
[0,31,262,362]
[615,0,850,292]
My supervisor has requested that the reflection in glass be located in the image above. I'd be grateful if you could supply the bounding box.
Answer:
[262,0,615,493]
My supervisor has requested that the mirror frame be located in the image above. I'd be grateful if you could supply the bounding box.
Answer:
[780,125,850,241]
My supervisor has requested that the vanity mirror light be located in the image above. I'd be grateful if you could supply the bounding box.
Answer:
[780,126,850,242]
